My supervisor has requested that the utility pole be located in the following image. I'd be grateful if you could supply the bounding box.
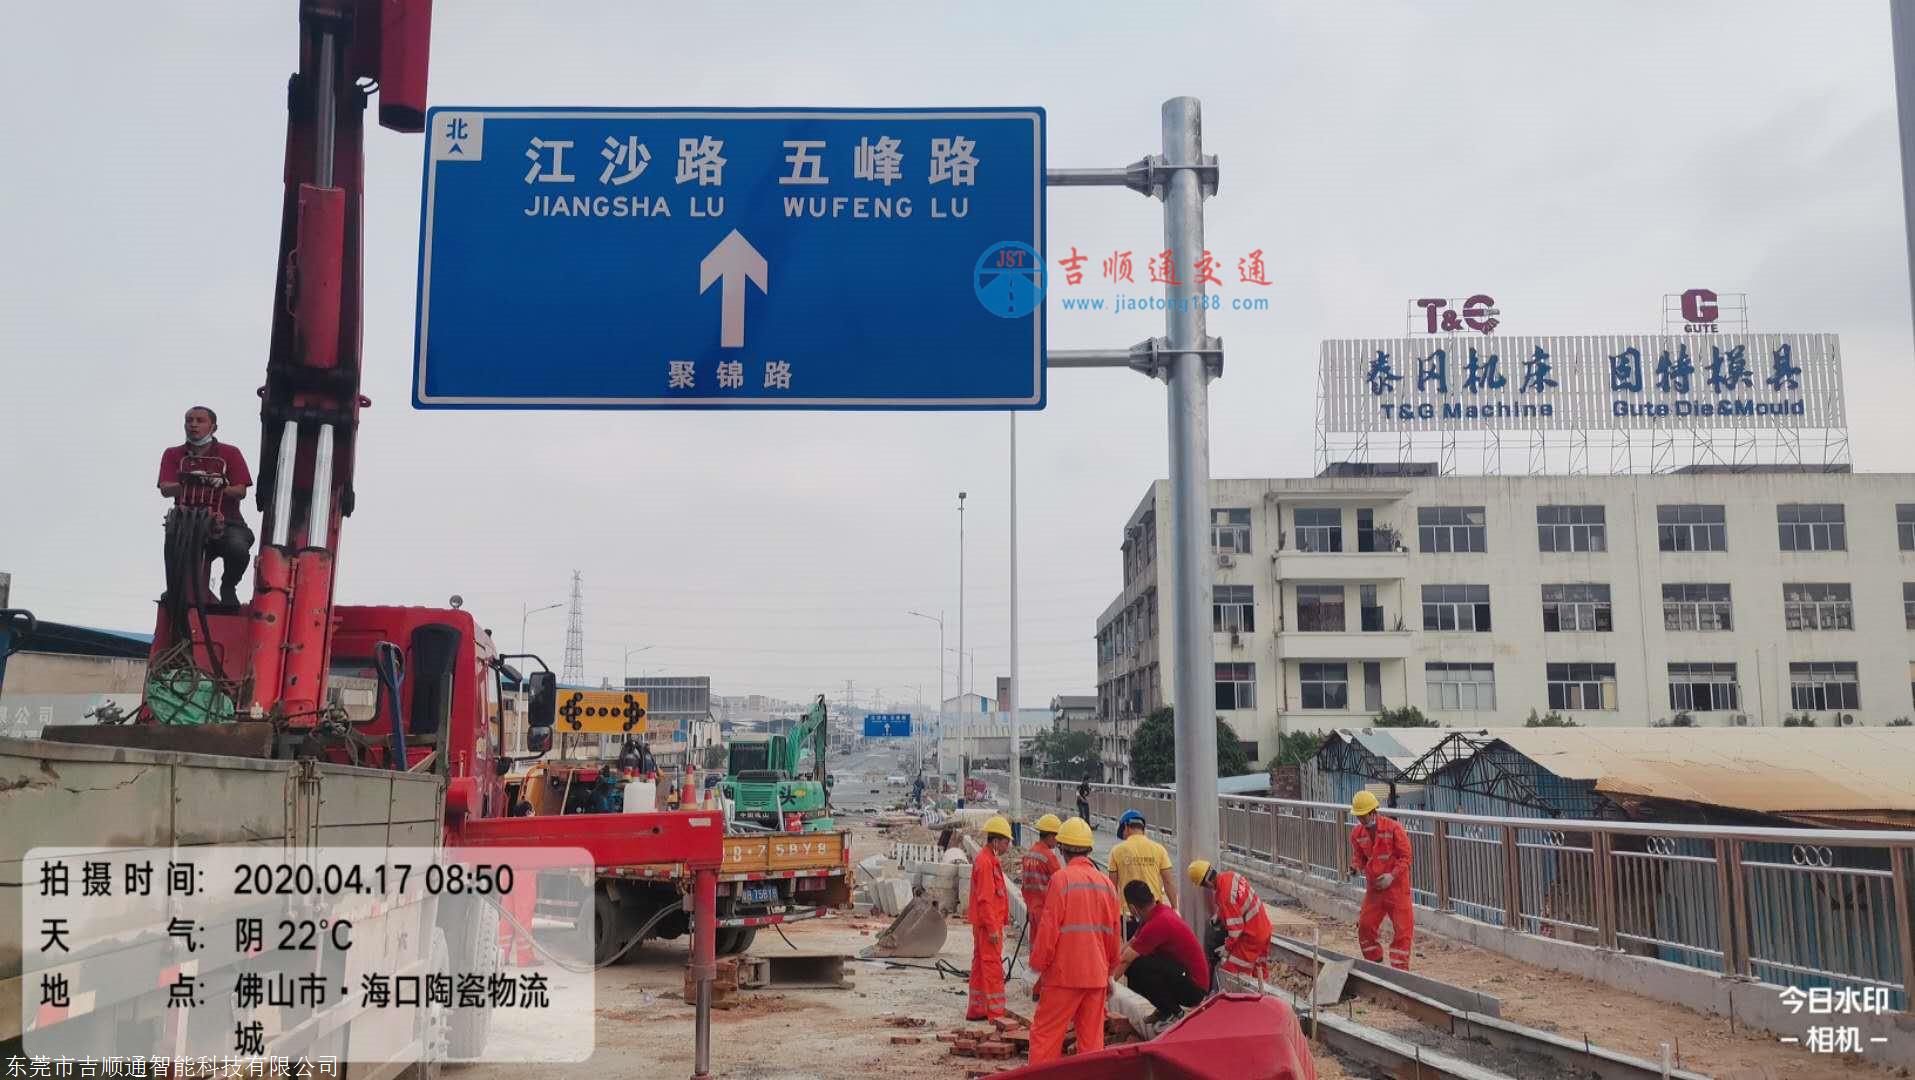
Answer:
[1043,97,1222,936]
[957,490,968,803]
[1159,98,1221,935]
[1894,1,1915,343]
[1008,414,1023,835]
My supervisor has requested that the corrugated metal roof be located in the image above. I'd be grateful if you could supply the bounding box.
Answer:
[1330,727,1480,771]
[1483,727,1915,815]
[1217,772,1272,795]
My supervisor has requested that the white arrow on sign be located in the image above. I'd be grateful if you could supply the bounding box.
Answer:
[699,229,769,349]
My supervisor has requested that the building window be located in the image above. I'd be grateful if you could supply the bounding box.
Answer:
[1906,583,1915,630]
[1360,584,1384,632]
[1783,583,1854,631]
[1296,585,1347,632]
[1537,505,1607,552]
[1357,508,1396,553]
[1418,506,1487,553]
[1541,583,1613,632]
[1790,661,1860,711]
[1900,505,1915,552]
[1663,583,1732,631]
[1426,662,1496,710]
[1778,503,1846,552]
[1547,662,1618,711]
[1422,584,1491,632]
[1668,662,1740,712]
[1299,663,1349,709]
[1213,585,1255,634]
[1294,507,1343,553]
[1212,508,1252,554]
[1657,505,1727,552]
[1215,663,1256,710]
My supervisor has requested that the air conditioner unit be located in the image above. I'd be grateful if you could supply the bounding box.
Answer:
[1217,554,1236,568]
[1732,713,1749,727]
[1230,632,1242,647]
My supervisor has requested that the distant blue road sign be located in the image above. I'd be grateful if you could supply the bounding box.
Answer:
[414,108,1046,410]
[863,714,913,737]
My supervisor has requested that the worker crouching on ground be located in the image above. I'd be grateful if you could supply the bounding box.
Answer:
[1109,810,1176,938]
[1348,791,1415,971]
[1188,858,1273,989]
[1110,879,1207,1029]
[966,815,1013,1021]
[1029,817,1122,1064]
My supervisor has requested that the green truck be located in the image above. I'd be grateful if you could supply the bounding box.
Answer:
[721,694,834,832]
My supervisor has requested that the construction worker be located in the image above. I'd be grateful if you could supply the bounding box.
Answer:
[1110,880,1208,1025]
[1349,790,1415,971]
[1188,858,1273,988]
[157,405,254,606]
[1019,813,1066,928]
[1108,810,1176,938]
[966,815,1013,1021]
[1029,817,1121,1064]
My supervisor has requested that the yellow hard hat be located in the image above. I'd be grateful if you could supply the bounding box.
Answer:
[1034,813,1063,834]
[1186,859,1213,887]
[982,815,1013,840]
[1352,790,1380,817]
[1056,817,1094,848]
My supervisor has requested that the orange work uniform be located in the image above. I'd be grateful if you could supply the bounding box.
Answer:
[1019,840,1065,927]
[1028,855,1122,1064]
[1213,868,1273,980]
[1349,815,1416,970]
[967,845,1011,1020]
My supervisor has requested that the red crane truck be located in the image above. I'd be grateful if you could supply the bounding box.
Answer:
[0,4,845,1078]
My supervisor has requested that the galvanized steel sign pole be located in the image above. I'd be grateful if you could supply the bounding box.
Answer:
[1047,97,1223,936]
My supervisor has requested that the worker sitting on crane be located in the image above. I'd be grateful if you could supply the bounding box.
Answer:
[156,405,253,606]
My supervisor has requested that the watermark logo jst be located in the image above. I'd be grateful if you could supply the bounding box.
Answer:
[976,243,1273,317]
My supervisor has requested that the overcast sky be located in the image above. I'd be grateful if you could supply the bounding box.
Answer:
[5,2,1913,709]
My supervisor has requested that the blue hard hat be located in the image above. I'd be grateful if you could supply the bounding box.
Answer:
[1118,810,1146,830]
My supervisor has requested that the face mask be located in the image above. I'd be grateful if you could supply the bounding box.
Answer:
[188,433,214,447]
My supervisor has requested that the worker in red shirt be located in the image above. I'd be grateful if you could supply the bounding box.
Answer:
[1111,879,1208,1026]
[1029,817,1121,1064]
[966,815,1013,1021]
[156,405,254,605]
[1188,858,1273,987]
[1348,791,1415,970]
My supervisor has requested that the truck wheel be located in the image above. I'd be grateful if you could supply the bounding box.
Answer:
[595,888,660,965]
[446,902,498,1059]
[714,927,757,956]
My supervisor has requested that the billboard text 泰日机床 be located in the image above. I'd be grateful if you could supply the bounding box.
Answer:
[1318,334,1843,433]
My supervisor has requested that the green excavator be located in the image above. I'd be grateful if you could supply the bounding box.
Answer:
[720,694,834,832]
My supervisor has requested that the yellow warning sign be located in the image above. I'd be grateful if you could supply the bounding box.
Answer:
[553,689,650,735]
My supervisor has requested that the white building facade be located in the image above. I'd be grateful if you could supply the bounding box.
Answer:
[1094,467,1915,778]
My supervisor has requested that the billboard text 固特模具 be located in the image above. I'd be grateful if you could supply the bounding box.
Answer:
[1318,334,1844,434]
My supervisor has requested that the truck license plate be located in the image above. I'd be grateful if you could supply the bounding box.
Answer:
[742,883,778,904]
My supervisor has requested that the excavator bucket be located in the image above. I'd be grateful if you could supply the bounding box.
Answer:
[867,893,948,958]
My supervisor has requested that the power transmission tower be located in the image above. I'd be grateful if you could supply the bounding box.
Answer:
[562,571,585,684]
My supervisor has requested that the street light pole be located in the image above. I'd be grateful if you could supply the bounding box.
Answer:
[520,600,562,751]
[623,644,655,688]
[957,491,968,804]
[906,610,945,783]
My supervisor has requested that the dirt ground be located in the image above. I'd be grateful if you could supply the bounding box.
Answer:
[453,812,1902,1080]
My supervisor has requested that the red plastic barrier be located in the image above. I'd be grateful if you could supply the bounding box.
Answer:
[997,993,1316,1080]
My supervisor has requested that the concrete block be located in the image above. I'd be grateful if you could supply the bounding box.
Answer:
[873,877,912,917]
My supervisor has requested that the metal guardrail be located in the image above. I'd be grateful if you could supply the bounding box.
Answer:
[1013,776,1915,1010]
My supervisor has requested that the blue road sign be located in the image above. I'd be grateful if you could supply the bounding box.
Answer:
[863,714,913,737]
[413,108,1046,410]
